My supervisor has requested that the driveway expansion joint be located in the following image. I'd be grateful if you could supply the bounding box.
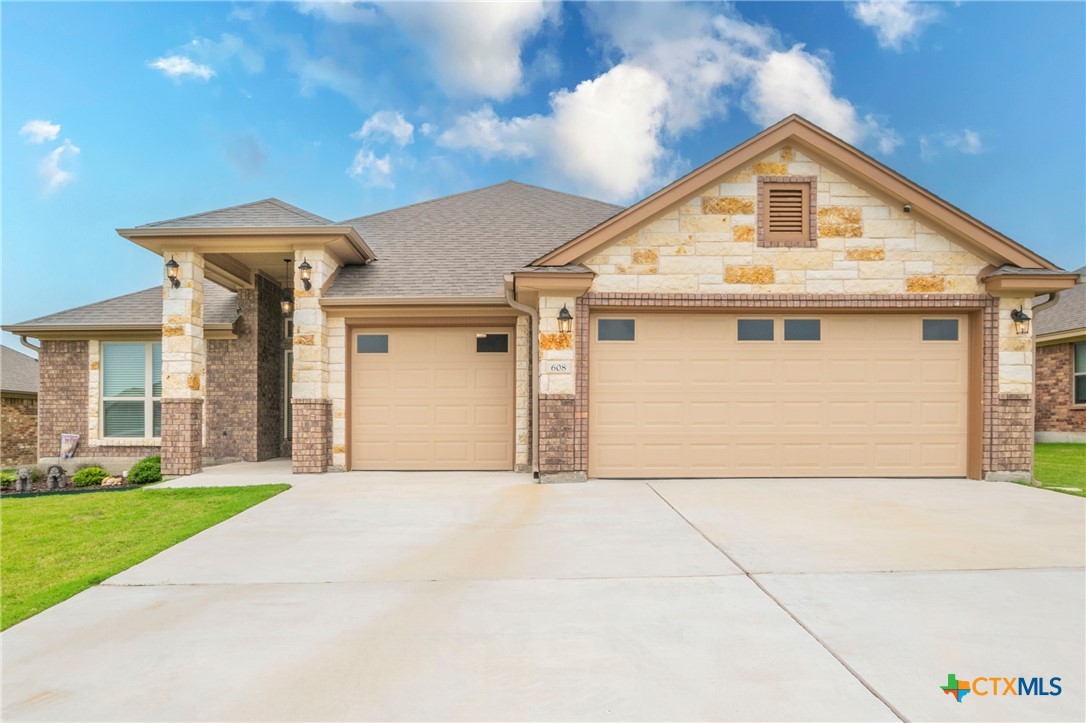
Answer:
[646,481,909,723]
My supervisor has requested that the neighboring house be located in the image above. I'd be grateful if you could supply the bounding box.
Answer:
[3,116,1079,482]
[1,345,39,467]
[1033,267,1086,443]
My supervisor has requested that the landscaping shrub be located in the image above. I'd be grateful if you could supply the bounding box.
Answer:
[128,456,162,485]
[27,466,45,483]
[0,469,16,485]
[71,467,109,487]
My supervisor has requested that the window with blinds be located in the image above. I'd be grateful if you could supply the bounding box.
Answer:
[102,342,162,438]
[761,181,812,245]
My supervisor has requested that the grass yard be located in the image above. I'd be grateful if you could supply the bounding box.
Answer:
[1032,443,1086,497]
[1,485,288,629]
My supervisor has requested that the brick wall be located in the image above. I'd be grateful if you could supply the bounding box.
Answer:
[38,340,154,461]
[1,395,37,466]
[990,393,1033,479]
[1036,343,1086,434]
[162,398,203,475]
[206,288,258,463]
[292,399,330,473]
[256,275,286,459]
[538,394,576,473]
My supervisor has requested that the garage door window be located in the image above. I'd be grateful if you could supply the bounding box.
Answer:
[784,319,821,341]
[357,335,389,353]
[737,319,774,341]
[476,333,509,353]
[598,319,635,341]
[922,319,959,341]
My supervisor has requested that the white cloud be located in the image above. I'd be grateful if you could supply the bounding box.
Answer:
[920,128,984,161]
[352,110,414,147]
[39,139,80,194]
[189,33,265,74]
[347,149,393,187]
[440,64,670,199]
[849,1,941,51]
[438,4,898,201]
[745,46,901,152]
[20,119,61,144]
[295,1,378,24]
[381,1,554,100]
[148,55,216,81]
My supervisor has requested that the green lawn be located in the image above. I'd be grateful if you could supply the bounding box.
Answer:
[0,485,288,629]
[1032,443,1086,497]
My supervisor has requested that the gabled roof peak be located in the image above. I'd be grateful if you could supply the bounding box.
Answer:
[136,197,333,229]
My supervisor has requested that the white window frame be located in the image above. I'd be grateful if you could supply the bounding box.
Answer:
[1074,342,1086,405]
[284,349,293,439]
[100,341,161,439]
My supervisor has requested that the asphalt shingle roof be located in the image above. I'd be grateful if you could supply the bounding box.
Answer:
[1,346,38,395]
[6,283,238,329]
[137,198,332,228]
[327,181,621,298]
[1034,266,1086,337]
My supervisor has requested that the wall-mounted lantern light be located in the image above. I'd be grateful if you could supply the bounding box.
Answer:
[165,257,181,288]
[298,258,313,291]
[1010,307,1031,336]
[280,258,294,317]
[557,304,574,334]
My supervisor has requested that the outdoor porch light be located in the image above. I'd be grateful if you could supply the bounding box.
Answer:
[165,257,181,288]
[298,258,313,291]
[1010,307,1031,335]
[280,258,294,317]
[557,304,574,334]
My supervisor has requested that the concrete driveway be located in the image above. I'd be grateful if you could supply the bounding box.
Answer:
[2,466,1083,722]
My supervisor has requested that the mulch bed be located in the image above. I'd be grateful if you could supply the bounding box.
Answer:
[0,482,144,498]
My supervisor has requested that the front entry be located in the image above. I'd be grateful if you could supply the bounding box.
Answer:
[350,326,515,470]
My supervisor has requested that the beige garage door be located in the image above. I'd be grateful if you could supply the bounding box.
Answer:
[351,326,515,470]
[590,313,969,478]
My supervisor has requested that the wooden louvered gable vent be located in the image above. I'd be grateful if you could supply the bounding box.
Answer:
[761,180,812,245]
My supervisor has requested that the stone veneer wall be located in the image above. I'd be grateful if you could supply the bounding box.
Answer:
[515,315,531,471]
[292,249,335,473]
[1,396,38,466]
[329,316,347,471]
[1035,342,1086,435]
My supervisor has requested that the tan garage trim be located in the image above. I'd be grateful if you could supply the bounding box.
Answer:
[572,294,998,480]
[347,325,516,471]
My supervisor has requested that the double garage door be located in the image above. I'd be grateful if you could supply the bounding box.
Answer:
[590,312,970,478]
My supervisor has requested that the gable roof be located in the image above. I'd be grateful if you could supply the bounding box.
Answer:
[1034,266,1086,338]
[137,198,333,229]
[3,283,238,333]
[532,115,1058,270]
[1,345,38,395]
[326,181,621,299]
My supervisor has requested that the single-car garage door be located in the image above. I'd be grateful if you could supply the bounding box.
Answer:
[590,313,969,478]
[351,325,515,470]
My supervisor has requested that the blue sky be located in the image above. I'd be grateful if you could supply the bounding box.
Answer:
[3,1,1084,349]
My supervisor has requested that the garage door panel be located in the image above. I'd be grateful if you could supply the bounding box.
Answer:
[351,326,514,471]
[590,312,968,478]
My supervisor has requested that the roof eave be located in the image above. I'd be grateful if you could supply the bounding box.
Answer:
[320,295,509,307]
[117,225,376,263]
[983,273,1079,297]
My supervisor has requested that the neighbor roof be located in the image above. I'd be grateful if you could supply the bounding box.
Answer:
[327,181,621,299]
[3,283,238,332]
[137,198,333,229]
[1,345,38,395]
[1034,266,1086,337]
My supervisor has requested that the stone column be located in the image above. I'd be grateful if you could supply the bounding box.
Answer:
[537,294,582,482]
[291,249,335,473]
[988,296,1035,482]
[161,250,206,476]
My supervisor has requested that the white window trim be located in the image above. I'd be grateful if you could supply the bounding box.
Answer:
[100,341,162,440]
[1074,342,1086,405]
[284,348,293,439]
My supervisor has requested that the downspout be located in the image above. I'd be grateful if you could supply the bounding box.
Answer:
[504,278,540,477]
[19,335,41,354]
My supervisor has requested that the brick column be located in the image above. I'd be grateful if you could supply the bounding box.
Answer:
[537,295,583,482]
[291,249,335,473]
[161,250,206,476]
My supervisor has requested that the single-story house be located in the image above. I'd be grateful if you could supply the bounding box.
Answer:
[1033,267,1086,443]
[3,116,1078,482]
[1,345,39,467]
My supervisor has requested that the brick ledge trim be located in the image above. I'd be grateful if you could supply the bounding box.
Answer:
[574,293,1001,476]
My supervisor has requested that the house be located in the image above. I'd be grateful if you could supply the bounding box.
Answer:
[1033,267,1086,443]
[1,345,39,467]
[3,116,1078,482]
